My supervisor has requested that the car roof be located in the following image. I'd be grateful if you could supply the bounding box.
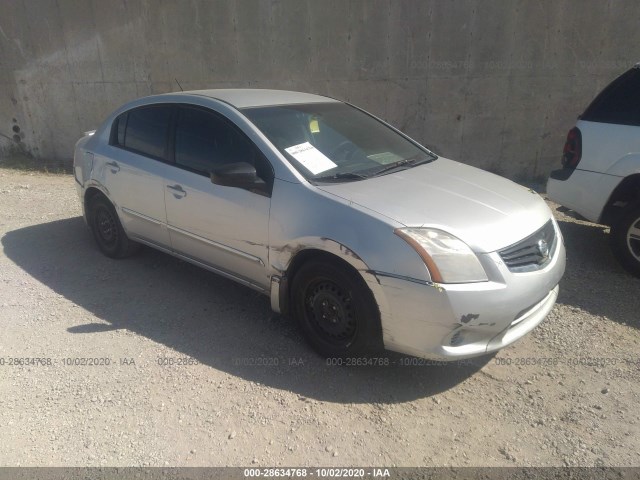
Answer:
[160,89,339,109]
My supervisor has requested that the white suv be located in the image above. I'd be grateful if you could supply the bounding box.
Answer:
[547,64,640,277]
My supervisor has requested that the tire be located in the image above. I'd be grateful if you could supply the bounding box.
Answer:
[609,204,640,278]
[291,260,383,358]
[89,195,140,259]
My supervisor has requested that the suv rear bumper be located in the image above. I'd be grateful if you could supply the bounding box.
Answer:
[547,169,621,224]
[549,168,575,181]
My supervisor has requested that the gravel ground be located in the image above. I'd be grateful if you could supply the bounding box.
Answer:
[0,167,638,467]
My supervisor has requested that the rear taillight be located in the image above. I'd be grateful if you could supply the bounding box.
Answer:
[561,127,582,169]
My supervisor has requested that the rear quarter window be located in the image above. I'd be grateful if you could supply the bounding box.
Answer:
[581,66,640,126]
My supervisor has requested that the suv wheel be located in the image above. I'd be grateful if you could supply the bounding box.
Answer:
[89,195,140,259]
[291,260,382,358]
[610,204,640,278]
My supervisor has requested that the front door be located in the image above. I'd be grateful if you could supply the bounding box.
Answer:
[164,106,273,290]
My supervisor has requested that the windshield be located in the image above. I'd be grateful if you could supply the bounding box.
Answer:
[242,102,437,182]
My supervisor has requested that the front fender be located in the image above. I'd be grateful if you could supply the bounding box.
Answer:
[270,236,368,275]
[268,236,394,341]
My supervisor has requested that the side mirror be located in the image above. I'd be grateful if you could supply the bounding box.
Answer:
[211,162,268,195]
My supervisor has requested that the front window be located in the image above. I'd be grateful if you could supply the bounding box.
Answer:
[242,102,436,182]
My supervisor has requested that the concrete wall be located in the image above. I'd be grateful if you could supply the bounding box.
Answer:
[1,0,639,181]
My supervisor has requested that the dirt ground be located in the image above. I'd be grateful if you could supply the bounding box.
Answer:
[0,168,638,467]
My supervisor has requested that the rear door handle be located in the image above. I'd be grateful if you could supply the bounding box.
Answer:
[167,184,187,198]
[106,161,120,173]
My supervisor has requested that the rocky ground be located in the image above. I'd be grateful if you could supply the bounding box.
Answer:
[0,168,638,467]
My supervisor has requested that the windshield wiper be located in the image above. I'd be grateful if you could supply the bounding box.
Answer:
[371,156,432,177]
[314,172,369,182]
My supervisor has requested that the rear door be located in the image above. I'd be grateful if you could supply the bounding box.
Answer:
[163,105,273,291]
[100,105,174,248]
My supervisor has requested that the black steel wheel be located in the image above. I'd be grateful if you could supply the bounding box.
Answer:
[89,194,139,259]
[291,260,382,358]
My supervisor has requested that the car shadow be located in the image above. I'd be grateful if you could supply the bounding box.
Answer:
[556,218,640,329]
[1,217,487,404]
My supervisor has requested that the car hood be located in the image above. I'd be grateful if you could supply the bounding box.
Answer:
[316,158,553,253]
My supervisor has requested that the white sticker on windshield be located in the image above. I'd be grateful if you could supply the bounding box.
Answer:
[284,142,337,175]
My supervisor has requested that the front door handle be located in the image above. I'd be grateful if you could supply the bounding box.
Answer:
[106,161,120,173]
[167,184,187,199]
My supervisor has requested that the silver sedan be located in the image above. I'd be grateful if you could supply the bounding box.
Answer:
[73,89,565,360]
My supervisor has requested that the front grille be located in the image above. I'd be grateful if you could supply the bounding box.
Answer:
[499,220,556,272]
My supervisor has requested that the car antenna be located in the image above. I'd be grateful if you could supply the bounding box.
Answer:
[175,78,184,92]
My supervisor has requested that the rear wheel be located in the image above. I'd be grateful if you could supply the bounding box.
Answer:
[291,260,382,358]
[89,195,140,259]
[610,204,640,278]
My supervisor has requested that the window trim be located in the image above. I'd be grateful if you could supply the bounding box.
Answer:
[108,102,276,196]
[109,111,129,147]
[109,105,175,163]
[170,104,275,194]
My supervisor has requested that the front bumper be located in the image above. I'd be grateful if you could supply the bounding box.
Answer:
[375,223,566,361]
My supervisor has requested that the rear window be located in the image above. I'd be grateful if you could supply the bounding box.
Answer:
[111,105,173,160]
[581,66,640,126]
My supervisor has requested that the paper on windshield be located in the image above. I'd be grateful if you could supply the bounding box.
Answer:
[285,142,337,175]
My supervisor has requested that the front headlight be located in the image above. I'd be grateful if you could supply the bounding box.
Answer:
[394,228,488,283]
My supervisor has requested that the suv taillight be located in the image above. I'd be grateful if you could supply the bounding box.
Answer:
[561,127,582,169]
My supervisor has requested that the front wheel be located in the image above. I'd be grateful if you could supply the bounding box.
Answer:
[291,260,382,358]
[610,204,640,278]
